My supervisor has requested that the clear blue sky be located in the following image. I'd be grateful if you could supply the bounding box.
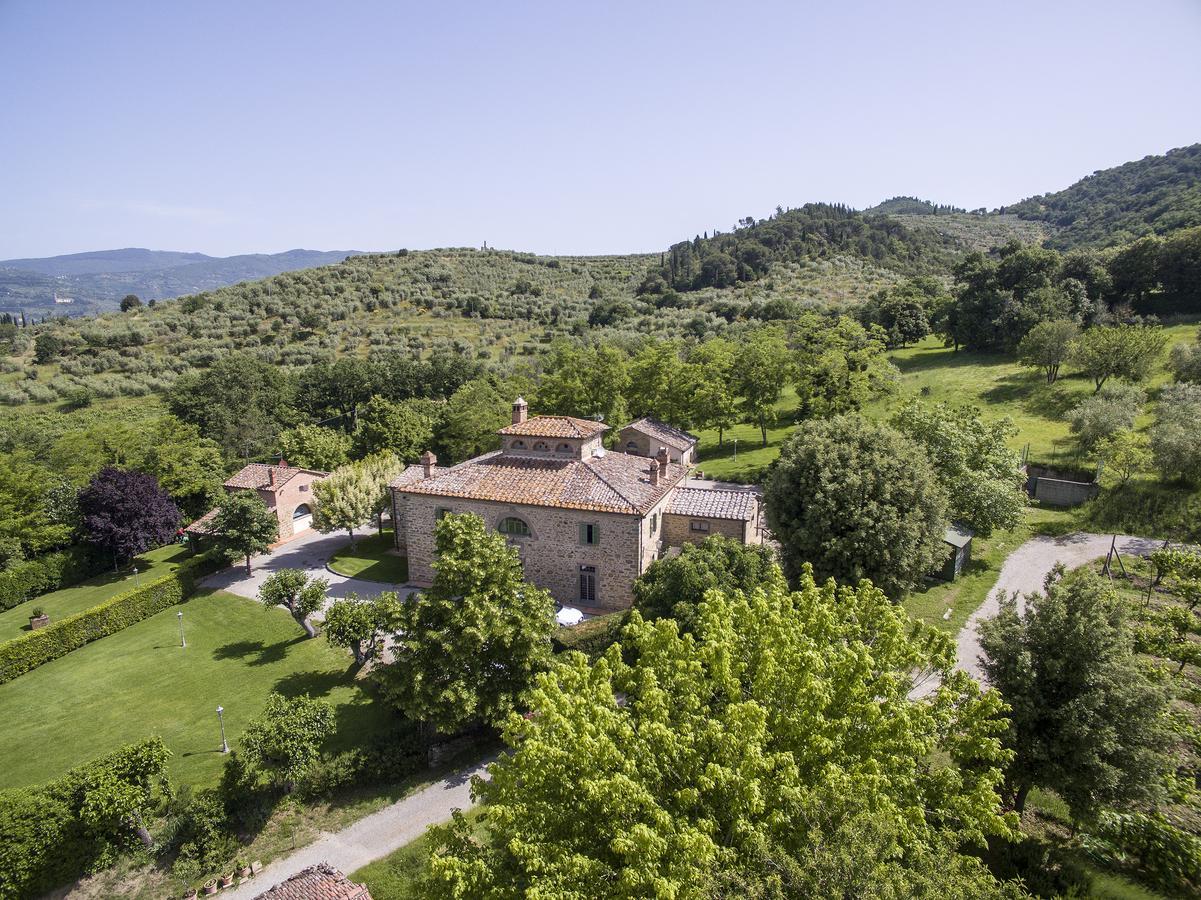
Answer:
[2,0,1198,259]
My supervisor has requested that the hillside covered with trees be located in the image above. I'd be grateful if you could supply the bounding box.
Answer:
[1005,143,1201,249]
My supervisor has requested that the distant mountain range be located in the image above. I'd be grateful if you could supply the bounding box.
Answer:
[0,248,367,316]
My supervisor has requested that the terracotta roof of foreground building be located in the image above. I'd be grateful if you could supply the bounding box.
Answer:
[252,863,372,900]
[667,487,759,521]
[223,463,327,491]
[623,416,698,450]
[497,414,608,439]
[395,450,685,515]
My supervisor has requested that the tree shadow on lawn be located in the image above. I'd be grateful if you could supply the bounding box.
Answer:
[213,636,305,666]
[982,373,1082,421]
[891,348,1002,375]
[272,663,357,699]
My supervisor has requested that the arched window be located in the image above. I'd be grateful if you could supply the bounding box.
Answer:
[626,441,639,452]
[556,443,571,453]
[512,439,526,449]
[498,517,531,537]
[292,504,311,520]
[533,441,549,451]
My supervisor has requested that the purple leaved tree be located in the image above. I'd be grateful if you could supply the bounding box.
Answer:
[78,467,181,569]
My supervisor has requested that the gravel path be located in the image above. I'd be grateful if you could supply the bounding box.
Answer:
[221,757,494,900]
[200,529,415,611]
[911,532,1163,697]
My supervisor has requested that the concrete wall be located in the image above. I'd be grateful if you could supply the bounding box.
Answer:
[397,493,651,612]
[1032,477,1100,507]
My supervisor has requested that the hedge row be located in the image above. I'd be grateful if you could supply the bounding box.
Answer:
[0,554,220,684]
[552,611,628,659]
[0,738,169,900]
[0,547,105,611]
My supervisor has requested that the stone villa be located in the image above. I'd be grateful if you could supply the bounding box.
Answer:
[390,399,761,612]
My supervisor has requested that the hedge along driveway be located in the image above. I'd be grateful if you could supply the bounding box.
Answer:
[0,543,192,643]
[0,588,391,790]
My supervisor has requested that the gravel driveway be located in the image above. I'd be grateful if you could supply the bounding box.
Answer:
[912,531,1163,697]
[200,529,415,613]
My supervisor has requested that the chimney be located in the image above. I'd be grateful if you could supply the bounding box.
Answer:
[268,467,276,488]
[648,459,660,486]
[512,397,528,425]
[656,446,669,477]
[421,450,437,479]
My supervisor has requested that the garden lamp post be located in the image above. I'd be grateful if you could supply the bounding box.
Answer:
[733,439,737,462]
[177,610,186,648]
[217,705,229,753]
[132,566,140,588]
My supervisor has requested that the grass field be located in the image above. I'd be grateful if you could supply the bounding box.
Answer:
[0,543,193,643]
[327,531,410,583]
[693,325,1198,481]
[0,588,390,789]
[901,506,1074,633]
[351,807,484,899]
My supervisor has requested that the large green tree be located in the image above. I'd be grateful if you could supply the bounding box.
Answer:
[633,535,784,632]
[891,402,1026,537]
[380,513,554,734]
[1017,320,1078,383]
[166,354,297,459]
[425,569,1015,896]
[1070,324,1168,392]
[210,490,279,574]
[257,568,327,638]
[324,591,402,666]
[277,424,352,471]
[239,692,335,792]
[433,378,513,462]
[311,462,378,549]
[979,567,1173,821]
[1151,383,1201,483]
[765,415,948,596]
[735,327,793,446]
[685,337,739,444]
[352,396,435,461]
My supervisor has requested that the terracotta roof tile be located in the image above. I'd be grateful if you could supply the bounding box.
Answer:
[184,508,218,535]
[498,415,608,439]
[252,864,372,900]
[388,463,449,489]
[622,416,698,451]
[223,464,327,491]
[667,487,759,521]
[395,450,684,515]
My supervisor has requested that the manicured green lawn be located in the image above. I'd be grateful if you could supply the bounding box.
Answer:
[0,543,193,643]
[328,531,410,584]
[902,506,1074,633]
[351,807,484,899]
[0,588,391,790]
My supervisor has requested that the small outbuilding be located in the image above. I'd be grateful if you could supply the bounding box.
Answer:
[620,416,698,466]
[941,523,975,581]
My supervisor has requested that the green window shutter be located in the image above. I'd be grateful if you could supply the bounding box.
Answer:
[592,524,599,545]
[579,523,587,544]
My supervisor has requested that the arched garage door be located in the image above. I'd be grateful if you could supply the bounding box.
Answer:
[292,503,313,533]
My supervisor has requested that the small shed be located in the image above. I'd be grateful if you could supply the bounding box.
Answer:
[941,523,975,581]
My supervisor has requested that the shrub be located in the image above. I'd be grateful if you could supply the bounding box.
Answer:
[1152,383,1201,484]
[0,546,105,612]
[0,738,169,899]
[0,554,219,684]
[1068,383,1145,450]
[1083,811,1201,895]
[551,611,627,659]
